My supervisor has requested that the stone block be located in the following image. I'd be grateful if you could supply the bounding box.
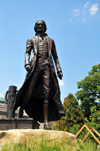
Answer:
[0,118,39,130]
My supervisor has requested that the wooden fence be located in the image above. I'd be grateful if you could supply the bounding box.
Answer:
[75,124,100,144]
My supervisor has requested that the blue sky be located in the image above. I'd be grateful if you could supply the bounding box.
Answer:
[0,0,100,103]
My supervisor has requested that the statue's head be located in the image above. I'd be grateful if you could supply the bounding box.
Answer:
[34,20,47,33]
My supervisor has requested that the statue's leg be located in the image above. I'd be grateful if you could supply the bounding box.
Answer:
[43,65,51,129]
[18,107,23,118]
[44,99,49,125]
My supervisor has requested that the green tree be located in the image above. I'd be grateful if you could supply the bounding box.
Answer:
[55,93,85,134]
[75,64,100,120]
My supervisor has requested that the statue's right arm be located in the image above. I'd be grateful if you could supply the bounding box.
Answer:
[25,38,33,71]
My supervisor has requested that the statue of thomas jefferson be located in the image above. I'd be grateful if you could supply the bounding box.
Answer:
[14,20,65,127]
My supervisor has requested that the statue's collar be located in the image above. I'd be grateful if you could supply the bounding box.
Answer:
[35,33,48,37]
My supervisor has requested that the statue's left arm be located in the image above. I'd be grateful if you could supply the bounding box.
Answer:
[51,39,63,79]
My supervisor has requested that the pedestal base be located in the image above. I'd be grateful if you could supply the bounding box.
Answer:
[0,118,40,130]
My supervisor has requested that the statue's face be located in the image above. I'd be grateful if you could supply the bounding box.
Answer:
[36,21,45,33]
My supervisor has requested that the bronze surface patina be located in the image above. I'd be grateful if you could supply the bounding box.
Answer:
[14,20,65,129]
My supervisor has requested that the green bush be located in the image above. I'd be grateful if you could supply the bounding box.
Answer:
[69,124,81,135]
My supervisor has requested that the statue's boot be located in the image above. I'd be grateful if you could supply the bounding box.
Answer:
[44,103,51,130]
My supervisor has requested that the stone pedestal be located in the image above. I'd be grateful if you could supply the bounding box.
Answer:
[0,118,39,130]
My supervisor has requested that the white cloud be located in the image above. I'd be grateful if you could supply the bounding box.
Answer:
[59,80,64,86]
[84,1,90,9]
[89,3,99,15]
[72,2,99,22]
[73,9,80,17]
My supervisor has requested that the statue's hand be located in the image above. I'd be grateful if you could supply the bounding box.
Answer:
[25,64,31,72]
[57,71,63,80]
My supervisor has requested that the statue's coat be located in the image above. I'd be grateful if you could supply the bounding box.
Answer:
[15,35,65,122]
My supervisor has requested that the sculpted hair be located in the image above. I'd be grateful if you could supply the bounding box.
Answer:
[34,20,47,33]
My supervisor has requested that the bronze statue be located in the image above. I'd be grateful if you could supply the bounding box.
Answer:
[14,20,65,128]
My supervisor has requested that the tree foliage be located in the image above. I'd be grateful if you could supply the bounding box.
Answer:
[76,64,100,120]
[55,93,85,134]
